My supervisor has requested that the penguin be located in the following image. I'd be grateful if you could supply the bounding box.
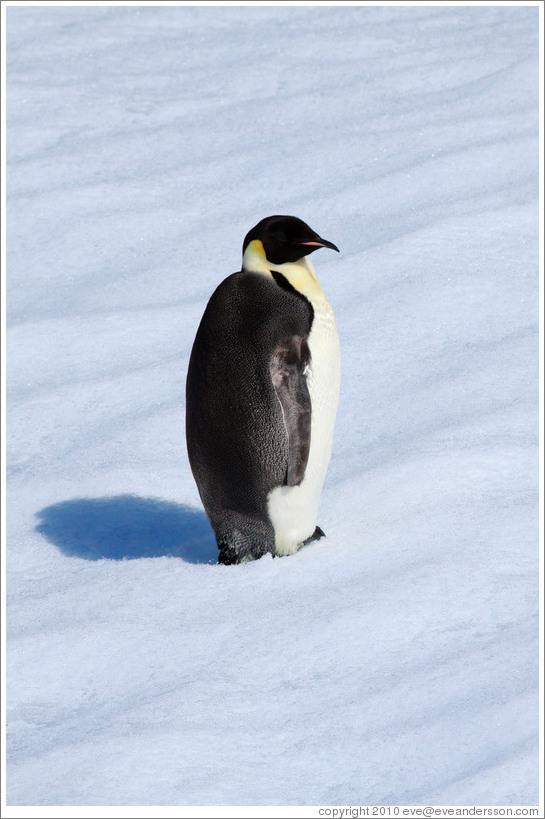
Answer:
[185,215,340,565]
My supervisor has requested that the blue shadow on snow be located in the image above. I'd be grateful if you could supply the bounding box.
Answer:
[35,495,217,564]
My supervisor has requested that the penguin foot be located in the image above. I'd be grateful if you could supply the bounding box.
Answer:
[217,543,271,565]
[303,526,326,546]
[217,544,241,565]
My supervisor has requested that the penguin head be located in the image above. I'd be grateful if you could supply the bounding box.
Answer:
[242,215,339,267]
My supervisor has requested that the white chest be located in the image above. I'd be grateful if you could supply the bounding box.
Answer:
[266,262,341,555]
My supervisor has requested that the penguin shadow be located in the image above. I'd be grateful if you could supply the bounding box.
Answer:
[35,495,218,565]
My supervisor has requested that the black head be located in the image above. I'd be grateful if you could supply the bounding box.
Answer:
[242,215,339,266]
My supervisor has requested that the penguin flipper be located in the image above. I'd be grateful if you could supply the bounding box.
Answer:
[269,338,311,487]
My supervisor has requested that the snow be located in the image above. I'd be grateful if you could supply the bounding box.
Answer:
[4,1,541,810]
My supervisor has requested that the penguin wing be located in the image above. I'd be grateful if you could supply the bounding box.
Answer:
[269,337,311,486]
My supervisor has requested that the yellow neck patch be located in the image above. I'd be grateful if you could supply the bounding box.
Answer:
[242,239,327,303]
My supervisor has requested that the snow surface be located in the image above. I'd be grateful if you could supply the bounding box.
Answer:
[4,2,541,809]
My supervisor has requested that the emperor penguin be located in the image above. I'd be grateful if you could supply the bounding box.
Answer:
[185,215,340,565]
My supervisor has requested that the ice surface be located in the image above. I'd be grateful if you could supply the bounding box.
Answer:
[5,3,540,808]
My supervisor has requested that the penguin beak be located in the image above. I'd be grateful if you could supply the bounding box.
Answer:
[299,238,340,253]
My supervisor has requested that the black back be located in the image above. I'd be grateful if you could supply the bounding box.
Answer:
[185,270,313,561]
